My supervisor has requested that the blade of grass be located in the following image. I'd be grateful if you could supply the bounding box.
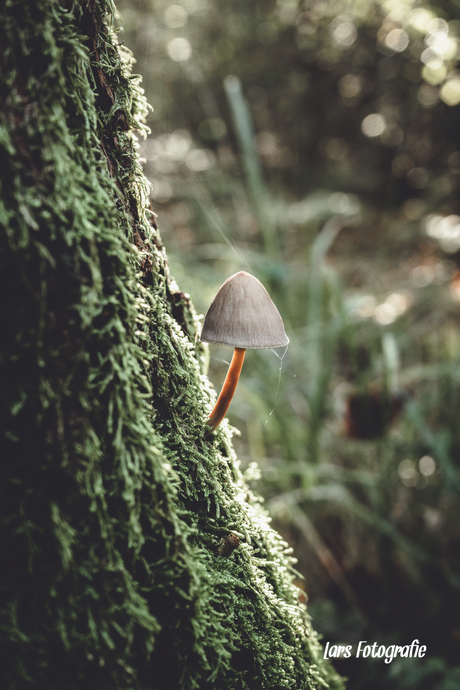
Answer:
[268,483,431,565]
[277,504,367,624]
[303,220,345,462]
[223,75,278,261]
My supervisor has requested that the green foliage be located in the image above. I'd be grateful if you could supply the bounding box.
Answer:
[113,0,460,688]
[0,1,344,689]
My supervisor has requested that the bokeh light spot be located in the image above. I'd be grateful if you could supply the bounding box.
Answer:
[406,166,429,189]
[419,455,436,477]
[385,29,409,53]
[330,17,357,48]
[418,83,439,108]
[361,113,386,137]
[328,192,360,215]
[185,148,215,171]
[425,30,457,60]
[426,214,460,252]
[374,292,411,325]
[427,18,449,34]
[420,48,443,69]
[421,62,447,85]
[398,459,419,487]
[164,5,188,28]
[347,294,377,322]
[440,78,460,106]
[411,264,434,287]
[407,8,436,33]
[338,74,362,98]
[167,37,192,62]
[374,302,398,325]
[149,179,173,203]
[278,1,297,24]
[167,130,192,159]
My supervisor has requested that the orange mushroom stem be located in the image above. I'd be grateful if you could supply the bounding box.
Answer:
[207,347,246,434]
[201,272,288,435]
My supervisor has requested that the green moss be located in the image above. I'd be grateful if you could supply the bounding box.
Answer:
[0,1,344,688]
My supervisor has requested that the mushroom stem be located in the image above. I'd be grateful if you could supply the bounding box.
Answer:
[207,347,246,433]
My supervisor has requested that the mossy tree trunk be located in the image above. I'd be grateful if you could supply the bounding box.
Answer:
[0,1,344,689]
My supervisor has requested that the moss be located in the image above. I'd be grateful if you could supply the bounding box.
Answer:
[0,1,344,688]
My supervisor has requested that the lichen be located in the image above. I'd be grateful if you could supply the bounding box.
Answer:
[0,1,344,689]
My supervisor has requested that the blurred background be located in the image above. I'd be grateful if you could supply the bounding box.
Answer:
[116,1,460,687]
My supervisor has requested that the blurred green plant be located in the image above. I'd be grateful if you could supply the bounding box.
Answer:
[116,0,460,687]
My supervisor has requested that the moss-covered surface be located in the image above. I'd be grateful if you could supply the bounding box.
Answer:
[0,1,345,688]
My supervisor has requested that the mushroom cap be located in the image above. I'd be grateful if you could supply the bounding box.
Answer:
[201,271,289,349]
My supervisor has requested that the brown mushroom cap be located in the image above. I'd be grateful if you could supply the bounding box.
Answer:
[201,271,289,349]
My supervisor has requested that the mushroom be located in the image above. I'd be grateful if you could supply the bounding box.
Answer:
[201,271,289,433]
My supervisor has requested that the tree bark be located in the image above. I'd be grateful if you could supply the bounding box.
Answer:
[0,1,344,688]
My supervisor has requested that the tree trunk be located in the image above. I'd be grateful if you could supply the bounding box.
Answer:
[0,1,344,688]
